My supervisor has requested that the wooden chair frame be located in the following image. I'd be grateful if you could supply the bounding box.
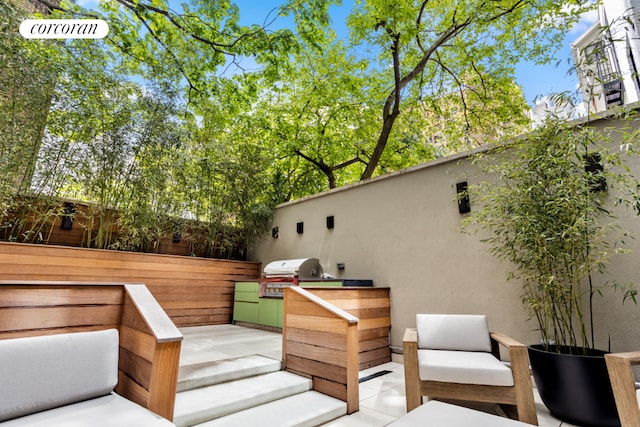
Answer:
[403,328,538,425]
[605,351,640,427]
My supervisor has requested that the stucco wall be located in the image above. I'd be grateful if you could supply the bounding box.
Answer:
[251,114,640,353]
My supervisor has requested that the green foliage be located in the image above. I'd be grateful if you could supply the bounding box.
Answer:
[253,38,380,191]
[0,0,272,257]
[347,0,593,180]
[466,115,640,352]
[55,0,303,97]
[47,0,578,193]
[0,1,59,196]
[1,0,607,259]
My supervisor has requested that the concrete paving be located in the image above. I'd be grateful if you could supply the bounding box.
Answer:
[177,354,281,392]
[174,371,313,426]
[194,391,347,427]
[177,325,573,427]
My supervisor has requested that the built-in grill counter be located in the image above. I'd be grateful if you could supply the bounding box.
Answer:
[232,258,373,330]
[259,258,323,298]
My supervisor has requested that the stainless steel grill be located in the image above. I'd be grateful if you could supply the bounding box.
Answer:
[259,258,323,298]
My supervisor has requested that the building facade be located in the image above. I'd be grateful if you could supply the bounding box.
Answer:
[527,95,580,128]
[572,0,640,114]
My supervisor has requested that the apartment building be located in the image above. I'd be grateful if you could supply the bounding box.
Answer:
[572,0,640,114]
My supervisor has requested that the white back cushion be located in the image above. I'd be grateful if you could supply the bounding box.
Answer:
[416,314,492,352]
[0,329,119,422]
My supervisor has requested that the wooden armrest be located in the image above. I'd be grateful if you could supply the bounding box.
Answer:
[606,351,640,426]
[403,328,418,344]
[491,332,537,424]
[402,328,421,412]
[124,284,182,343]
[118,284,182,421]
[606,351,640,366]
[490,331,525,349]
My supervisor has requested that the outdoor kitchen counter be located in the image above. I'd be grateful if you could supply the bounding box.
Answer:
[232,281,392,370]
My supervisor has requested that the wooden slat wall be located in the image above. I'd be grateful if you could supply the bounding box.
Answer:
[0,242,261,327]
[0,281,182,422]
[303,287,392,370]
[283,287,360,414]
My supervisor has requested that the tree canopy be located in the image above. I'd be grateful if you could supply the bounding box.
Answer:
[1,0,594,254]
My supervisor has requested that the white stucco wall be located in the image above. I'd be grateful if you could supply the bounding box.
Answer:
[251,113,640,354]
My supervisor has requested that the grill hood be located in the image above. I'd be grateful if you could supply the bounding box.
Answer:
[263,258,323,279]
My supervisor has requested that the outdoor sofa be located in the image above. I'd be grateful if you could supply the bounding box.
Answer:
[0,329,175,426]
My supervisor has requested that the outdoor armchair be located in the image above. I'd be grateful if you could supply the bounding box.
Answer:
[605,351,640,427]
[403,314,538,425]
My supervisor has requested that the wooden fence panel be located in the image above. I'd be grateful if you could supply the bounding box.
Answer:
[0,242,260,326]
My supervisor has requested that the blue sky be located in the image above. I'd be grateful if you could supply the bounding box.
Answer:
[515,9,599,104]
[232,0,600,105]
[77,0,599,106]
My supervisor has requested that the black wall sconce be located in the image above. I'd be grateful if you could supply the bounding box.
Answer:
[61,202,75,230]
[456,181,471,214]
[272,226,279,238]
[296,222,304,234]
[326,215,334,229]
[584,153,607,192]
[172,222,182,243]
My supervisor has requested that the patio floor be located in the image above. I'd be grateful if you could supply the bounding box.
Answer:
[179,325,576,427]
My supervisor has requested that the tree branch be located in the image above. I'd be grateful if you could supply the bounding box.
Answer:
[115,0,255,54]
[116,0,200,95]
[361,0,530,180]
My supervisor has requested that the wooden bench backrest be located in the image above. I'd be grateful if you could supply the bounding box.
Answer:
[0,242,261,327]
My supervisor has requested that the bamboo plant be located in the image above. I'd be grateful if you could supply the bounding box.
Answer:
[466,115,640,353]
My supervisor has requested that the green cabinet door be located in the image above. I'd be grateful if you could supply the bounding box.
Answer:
[258,297,282,328]
[233,301,258,323]
[233,282,259,323]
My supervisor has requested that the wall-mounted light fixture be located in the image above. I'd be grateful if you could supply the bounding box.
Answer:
[296,222,304,234]
[172,222,182,242]
[272,226,279,238]
[456,181,471,214]
[326,215,334,229]
[584,153,607,192]
[61,202,75,230]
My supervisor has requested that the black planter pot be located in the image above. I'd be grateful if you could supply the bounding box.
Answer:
[528,344,620,427]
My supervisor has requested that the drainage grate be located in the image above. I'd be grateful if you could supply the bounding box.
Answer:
[358,370,392,383]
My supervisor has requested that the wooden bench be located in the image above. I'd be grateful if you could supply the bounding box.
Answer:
[0,280,183,421]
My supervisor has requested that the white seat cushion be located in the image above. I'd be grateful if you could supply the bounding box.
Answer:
[388,400,530,426]
[416,314,492,352]
[0,393,175,427]
[637,388,640,408]
[418,349,514,386]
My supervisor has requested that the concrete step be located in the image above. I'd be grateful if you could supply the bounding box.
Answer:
[177,355,281,392]
[173,371,312,427]
[192,391,347,427]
